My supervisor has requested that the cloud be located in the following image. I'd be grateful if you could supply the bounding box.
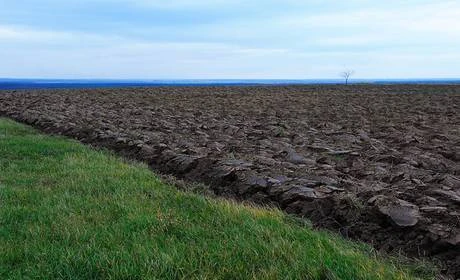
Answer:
[0,1,459,79]
[290,1,460,39]
[0,25,127,47]
[0,26,66,41]
[119,0,460,51]
[128,0,246,9]
[0,25,302,79]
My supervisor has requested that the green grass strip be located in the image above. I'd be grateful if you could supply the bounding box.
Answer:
[0,118,433,280]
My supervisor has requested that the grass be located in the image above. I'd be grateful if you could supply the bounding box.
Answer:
[0,118,433,280]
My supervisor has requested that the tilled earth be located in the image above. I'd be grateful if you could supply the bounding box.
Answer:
[1,85,459,277]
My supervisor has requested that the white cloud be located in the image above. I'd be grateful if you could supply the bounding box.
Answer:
[123,0,460,51]
[0,26,66,41]
[0,1,459,79]
[289,1,460,40]
[129,0,246,9]
[0,25,128,47]
[0,25,302,79]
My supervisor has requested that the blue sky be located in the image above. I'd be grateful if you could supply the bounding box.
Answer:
[0,0,459,79]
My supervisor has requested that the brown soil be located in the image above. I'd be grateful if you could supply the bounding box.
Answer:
[1,85,459,277]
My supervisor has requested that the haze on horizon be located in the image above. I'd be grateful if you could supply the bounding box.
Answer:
[0,0,459,80]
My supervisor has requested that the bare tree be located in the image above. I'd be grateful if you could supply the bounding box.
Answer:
[340,70,354,85]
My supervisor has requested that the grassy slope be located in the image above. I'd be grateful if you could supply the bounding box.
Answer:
[0,118,431,280]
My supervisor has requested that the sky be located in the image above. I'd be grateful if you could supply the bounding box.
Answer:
[0,0,459,79]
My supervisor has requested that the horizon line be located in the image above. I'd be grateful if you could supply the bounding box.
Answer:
[1,77,460,81]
